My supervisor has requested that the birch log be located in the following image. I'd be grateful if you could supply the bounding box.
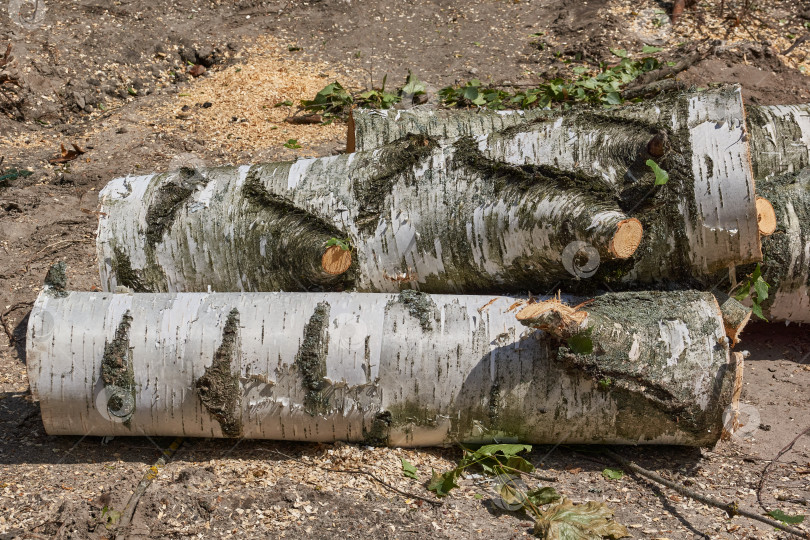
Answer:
[748,169,810,321]
[97,136,642,294]
[354,86,763,278]
[98,86,761,294]
[27,288,739,446]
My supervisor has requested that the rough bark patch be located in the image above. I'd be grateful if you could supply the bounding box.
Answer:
[100,310,136,427]
[389,290,437,332]
[352,134,437,234]
[362,411,392,447]
[295,302,331,415]
[111,247,145,292]
[44,261,68,297]
[144,169,201,247]
[194,309,242,437]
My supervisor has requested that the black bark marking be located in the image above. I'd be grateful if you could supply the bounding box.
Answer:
[295,302,331,415]
[195,309,243,437]
[363,410,392,446]
[145,168,204,248]
[388,290,437,332]
[100,311,136,427]
[111,247,146,292]
[352,134,437,234]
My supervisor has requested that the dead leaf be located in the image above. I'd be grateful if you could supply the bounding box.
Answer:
[49,143,85,164]
[534,498,630,539]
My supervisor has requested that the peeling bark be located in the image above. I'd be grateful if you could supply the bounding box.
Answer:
[27,289,737,446]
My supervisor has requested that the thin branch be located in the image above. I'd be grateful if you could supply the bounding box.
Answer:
[269,449,443,506]
[757,424,810,512]
[114,437,184,539]
[1,301,33,345]
[603,448,809,539]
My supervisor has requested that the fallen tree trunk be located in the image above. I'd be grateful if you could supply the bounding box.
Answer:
[744,168,810,322]
[98,136,643,294]
[27,288,740,446]
[353,98,810,186]
[99,86,761,294]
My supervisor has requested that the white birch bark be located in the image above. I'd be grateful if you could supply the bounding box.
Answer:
[745,103,810,180]
[354,86,762,278]
[350,108,549,152]
[97,137,639,295]
[27,289,737,447]
[752,169,810,322]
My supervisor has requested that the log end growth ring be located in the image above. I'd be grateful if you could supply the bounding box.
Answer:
[755,197,777,236]
[321,245,353,275]
[608,218,644,259]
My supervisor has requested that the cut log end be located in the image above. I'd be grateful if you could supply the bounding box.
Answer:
[755,197,777,236]
[608,218,644,259]
[321,245,353,275]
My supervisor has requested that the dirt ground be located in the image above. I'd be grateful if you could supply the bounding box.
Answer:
[1,0,809,538]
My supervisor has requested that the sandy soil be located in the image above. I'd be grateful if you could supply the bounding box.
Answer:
[1,0,809,538]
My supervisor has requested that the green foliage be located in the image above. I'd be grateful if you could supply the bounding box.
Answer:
[428,468,460,497]
[326,237,352,251]
[598,378,612,390]
[439,48,663,110]
[300,81,353,116]
[274,100,293,107]
[401,458,418,480]
[767,509,805,525]
[526,486,562,507]
[400,71,426,97]
[733,263,770,320]
[283,139,302,149]
[601,468,623,480]
[646,159,669,185]
[534,498,630,539]
[101,506,121,528]
[356,74,401,109]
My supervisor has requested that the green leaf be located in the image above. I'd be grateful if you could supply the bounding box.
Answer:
[284,139,302,149]
[767,509,805,525]
[602,468,623,480]
[609,48,628,58]
[751,302,766,321]
[604,92,622,105]
[401,71,426,96]
[428,469,460,497]
[567,328,594,355]
[753,277,769,304]
[534,498,630,539]
[526,486,561,507]
[641,45,662,54]
[401,458,418,480]
[474,443,532,458]
[646,159,669,185]
[505,455,535,473]
[274,100,293,107]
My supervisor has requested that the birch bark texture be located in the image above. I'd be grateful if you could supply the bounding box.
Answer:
[751,169,810,321]
[27,289,738,446]
[97,135,641,295]
[98,86,760,294]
